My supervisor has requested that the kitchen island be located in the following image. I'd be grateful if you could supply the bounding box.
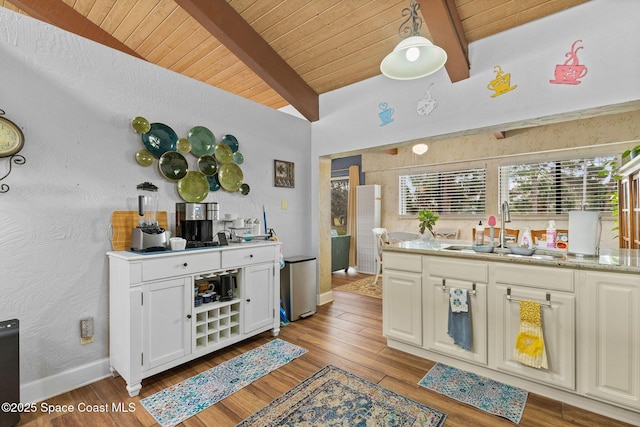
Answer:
[382,241,640,425]
[107,240,282,396]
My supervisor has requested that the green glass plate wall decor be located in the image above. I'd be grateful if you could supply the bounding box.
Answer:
[188,126,215,157]
[214,143,233,163]
[221,134,239,152]
[159,151,189,180]
[198,155,218,176]
[218,163,243,191]
[131,116,151,134]
[141,123,178,158]
[177,138,192,154]
[135,149,154,166]
[239,183,250,195]
[206,174,221,192]
[232,151,244,164]
[178,171,209,202]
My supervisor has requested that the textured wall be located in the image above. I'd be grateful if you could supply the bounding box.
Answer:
[0,9,311,402]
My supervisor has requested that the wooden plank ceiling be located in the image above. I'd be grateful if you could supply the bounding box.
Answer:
[2,0,587,121]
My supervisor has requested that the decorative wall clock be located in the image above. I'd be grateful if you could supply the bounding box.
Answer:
[0,109,26,193]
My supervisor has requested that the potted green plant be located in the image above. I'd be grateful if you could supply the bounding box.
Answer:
[418,209,439,238]
[622,144,640,164]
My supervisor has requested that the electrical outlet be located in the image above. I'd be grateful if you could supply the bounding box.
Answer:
[80,317,94,338]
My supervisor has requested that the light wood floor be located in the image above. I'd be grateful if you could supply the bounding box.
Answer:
[17,268,635,427]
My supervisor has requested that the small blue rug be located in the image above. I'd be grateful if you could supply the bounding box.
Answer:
[418,363,528,424]
[140,339,307,427]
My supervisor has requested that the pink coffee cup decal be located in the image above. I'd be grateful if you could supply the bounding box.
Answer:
[550,39,588,85]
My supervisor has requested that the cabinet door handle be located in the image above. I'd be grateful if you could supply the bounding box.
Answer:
[249,254,254,258]
[186,314,192,319]
[246,299,251,303]
[183,262,188,267]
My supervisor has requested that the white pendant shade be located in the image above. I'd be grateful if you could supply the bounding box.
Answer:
[412,143,429,155]
[380,36,447,80]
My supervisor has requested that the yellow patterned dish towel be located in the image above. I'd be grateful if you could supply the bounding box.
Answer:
[514,300,548,369]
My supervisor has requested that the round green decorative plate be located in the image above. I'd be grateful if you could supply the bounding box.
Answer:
[177,171,209,202]
[131,116,150,134]
[159,151,188,180]
[177,138,192,154]
[135,149,154,166]
[198,155,218,176]
[218,163,243,192]
[214,143,233,163]
[188,126,215,157]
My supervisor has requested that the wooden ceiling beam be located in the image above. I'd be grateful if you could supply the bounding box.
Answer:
[422,0,469,82]
[9,0,143,60]
[174,0,319,122]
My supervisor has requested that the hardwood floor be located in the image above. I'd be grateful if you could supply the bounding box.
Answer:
[17,268,635,427]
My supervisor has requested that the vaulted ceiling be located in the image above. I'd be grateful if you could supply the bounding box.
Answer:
[2,0,587,121]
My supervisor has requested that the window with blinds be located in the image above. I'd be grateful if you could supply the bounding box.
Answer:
[498,156,617,214]
[399,168,486,215]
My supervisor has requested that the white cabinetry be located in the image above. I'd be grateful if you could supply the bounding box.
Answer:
[382,252,422,346]
[582,271,640,410]
[108,243,281,397]
[492,264,575,390]
[244,263,275,333]
[142,277,191,370]
[424,257,488,366]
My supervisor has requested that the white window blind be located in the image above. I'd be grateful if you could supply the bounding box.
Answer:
[399,168,486,215]
[498,156,616,214]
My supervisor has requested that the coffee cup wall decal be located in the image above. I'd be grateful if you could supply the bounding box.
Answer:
[550,39,587,85]
[378,102,395,126]
[487,65,517,97]
[417,83,438,117]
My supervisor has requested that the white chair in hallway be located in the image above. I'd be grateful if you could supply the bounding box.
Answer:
[372,228,388,284]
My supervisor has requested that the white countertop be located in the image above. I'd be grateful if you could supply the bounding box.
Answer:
[107,239,282,261]
[384,239,640,274]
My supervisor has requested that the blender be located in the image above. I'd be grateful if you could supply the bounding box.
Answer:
[130,182,168,251]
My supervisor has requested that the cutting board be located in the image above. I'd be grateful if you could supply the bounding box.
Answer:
[110,211,169,251]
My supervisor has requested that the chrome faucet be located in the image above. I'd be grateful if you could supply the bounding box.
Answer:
[500,201,511,248]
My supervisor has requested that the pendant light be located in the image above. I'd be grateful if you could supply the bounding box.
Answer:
[380,0,447,80]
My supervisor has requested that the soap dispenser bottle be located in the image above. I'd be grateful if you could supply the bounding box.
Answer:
[546,220,557,249]
[475,221,484,245]
[521,228,532,249]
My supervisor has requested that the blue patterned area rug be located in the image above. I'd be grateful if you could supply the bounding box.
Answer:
[140,339,307,427]
[238,365,447,427]
[418,363,528,424]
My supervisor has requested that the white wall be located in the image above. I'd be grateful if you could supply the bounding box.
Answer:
[310,0,640,266]
[0,10,311,402]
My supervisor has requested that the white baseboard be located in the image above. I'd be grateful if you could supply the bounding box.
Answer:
[21,357,111,404]
[317,290,333,306]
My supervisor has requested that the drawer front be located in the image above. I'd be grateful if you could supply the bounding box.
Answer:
[427,257,488,283]
[384,252,422,273]
[142,252,221,282]
[221,246,275,268]
[494,264,574,292]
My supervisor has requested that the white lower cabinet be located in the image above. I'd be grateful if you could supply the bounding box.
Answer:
[424,257,488,366]
[142,277,192,370]
[108,243,281,397]
[383,252,422,346]
[244,263,275,334]
[582,271,640,411]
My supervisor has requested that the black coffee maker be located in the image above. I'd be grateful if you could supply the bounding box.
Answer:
[175,203,215,247]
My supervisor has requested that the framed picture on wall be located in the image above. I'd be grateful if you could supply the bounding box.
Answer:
[274,159,295,188]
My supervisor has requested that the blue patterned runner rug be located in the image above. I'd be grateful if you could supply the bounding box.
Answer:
[418,363,528,424]
[238,365,447,426]
[140,339,307,427]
